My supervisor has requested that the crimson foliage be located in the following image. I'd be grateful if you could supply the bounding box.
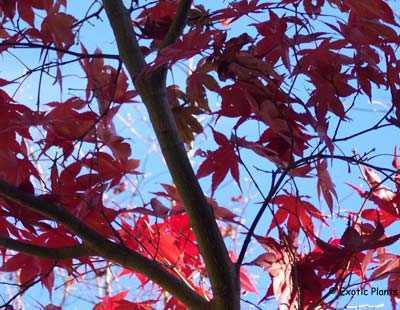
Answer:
[0,0,399,309]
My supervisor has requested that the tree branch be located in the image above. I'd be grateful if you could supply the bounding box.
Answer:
[0,180,208,308]
[103,1,240,308]
[0,237,92,259]
[102,0,145,78]
[72,5,104,28]
[0,42,120,60]
[160,0,193,48]
[237,170,288,266]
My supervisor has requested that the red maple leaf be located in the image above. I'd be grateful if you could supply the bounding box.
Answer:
[197,130,240,194]
[40,11,76,51]
[268,194,326,237]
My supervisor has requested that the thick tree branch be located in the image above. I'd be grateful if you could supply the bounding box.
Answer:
[160,0,193,48]
[102,0,145,77]
[0,237,92,259]
[103,1,240,308]
[0,180,208,308]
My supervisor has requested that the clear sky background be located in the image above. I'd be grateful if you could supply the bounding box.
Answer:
[0,0,399,309]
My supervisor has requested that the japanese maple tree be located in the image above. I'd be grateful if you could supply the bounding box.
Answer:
[0,0,399,309]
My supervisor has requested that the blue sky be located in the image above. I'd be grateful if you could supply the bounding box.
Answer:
[0,0,399,309]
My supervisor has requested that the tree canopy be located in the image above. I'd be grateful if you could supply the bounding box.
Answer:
[0,0,399,309]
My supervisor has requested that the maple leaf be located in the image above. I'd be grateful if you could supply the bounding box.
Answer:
[80,47,137,105]
[392,147,400,191]
[94,291,154,310]
[136,0,177,42]
[240,269,257,293]
[186,60,220,111]
[268,195,326,237]
[346,0,397,25]
[150,184,240,225]
[218,83,252,118]
[41,11,76,51]
[43,305,62,310]
[207,198,238,223]
[370,254,400,309]
[197,130,240,194]
[348,165,400,219]
[17,1,35,26]
[213,0,269,24]
[254,11,290,69]
[1,253,55,291]
[119,213,204,290]
[312,222,400,280]
[167,85,204,144]
[152,183,185,214]
[316,160,337,213]
[361,208,398,228]
[252,236,306,309]
[303,0,324,17]
[0,0,399,308]
[82,152,140,187]
[154,29,216,68]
